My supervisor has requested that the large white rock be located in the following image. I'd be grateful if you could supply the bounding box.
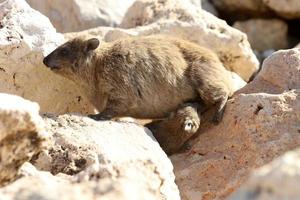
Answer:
[26,0,135,32]
[31,114,180,200]
[0,0,95,114]
[118,0,258,81]
[0,93,46,186]
[0,162,160,200]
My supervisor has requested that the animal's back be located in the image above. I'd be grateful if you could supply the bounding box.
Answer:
[94,35,231,119]
[95,36,198,118]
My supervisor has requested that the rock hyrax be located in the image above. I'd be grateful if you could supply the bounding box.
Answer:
[146,102,202,155]
[43,35,234,123]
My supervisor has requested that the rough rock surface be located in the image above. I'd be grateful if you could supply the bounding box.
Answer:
[69,0,259,81]
[120,0,204,28]
[26,0,135,32]
[263,0,300,19]
[0,0,94,114]
[0,162,159,200]
[229,148,300,200]
[0,93,46,186]
[171,48,300,200]
[239,48,300,94]
[31,114,180,200]
[233,19,288,52]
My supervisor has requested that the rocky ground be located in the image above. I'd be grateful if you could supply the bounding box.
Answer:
[0,0,299,200]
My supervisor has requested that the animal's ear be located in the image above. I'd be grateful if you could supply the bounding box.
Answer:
[85,38,100,52]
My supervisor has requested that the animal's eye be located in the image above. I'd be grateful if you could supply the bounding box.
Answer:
[60,48,69,56]
[186,122,193,129]
[183,120,194,132]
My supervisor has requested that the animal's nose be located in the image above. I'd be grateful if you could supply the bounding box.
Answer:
[43,56,50,67]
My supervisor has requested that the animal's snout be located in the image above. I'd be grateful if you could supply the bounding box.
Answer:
[43,56,50,67]
[43,55,59,70]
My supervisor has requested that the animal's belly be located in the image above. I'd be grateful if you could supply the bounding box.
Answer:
[128,87,197,119]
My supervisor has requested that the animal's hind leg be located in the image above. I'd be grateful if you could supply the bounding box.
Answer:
[211,94,228,124]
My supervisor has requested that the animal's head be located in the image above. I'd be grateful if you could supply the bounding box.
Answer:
[43,37,100,79]
[170,103,201,134]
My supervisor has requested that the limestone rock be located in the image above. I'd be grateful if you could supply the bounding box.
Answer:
[263,0,300,19]
[71,1,259,81]
[0,0,94,114]
[171,48,300,200]
[120,0,204,28]
[0,162,159,200]
[26,0,135,32]
[172,89,300,200]
[229,148,300,200]
[239,48,300,94]
[31,114,180,200]
[0,93,46,186]
[233,19,288,52]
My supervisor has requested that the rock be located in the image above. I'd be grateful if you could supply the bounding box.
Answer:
[171,48,300,200]
[172,89,300,200]
[0,0,94,114]
[233,19,288,52]
[72,1,259,81]
[211,0,300,19]
[0,162,159,200]
[26,0,135,32]
[263,0,300,19]
[31,114,180,200]
[120,0,204,28]
[0,93,46,186]
[211,0,270,17]
[229,148,300,200]
[239,48,300,94]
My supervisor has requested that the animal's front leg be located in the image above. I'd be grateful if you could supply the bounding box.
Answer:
[88,94,109,121]
[88,113,111,121]
[88,98,128,121]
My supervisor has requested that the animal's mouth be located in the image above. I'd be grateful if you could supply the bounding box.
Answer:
[49,66,61,71]
[43,57,61,71]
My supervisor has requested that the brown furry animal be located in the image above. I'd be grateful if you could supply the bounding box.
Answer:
[43,35,234,123]
[146,102,202,155]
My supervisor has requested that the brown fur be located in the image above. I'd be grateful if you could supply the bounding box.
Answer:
[146,102,202,155]
[43,35,234,123]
